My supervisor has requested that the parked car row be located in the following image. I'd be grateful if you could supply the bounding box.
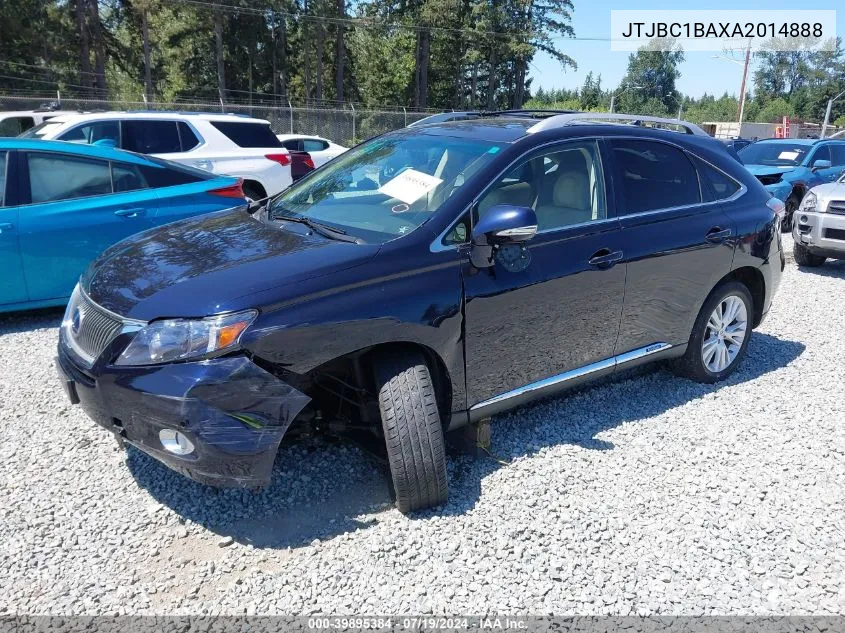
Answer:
[52,111,783,513]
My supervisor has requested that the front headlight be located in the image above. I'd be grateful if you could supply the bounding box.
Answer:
[799,191,818,213]
[115,310,257,366]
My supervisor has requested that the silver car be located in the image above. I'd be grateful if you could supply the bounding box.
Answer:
[793,172,845,267]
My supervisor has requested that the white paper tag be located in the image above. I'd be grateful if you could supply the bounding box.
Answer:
[378,169,443,205]
[778,151,800,160]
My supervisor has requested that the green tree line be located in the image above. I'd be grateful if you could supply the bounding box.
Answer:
[527,41,845,126]
[0,0,576,110]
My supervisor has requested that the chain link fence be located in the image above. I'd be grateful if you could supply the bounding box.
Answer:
[0,95,432,146]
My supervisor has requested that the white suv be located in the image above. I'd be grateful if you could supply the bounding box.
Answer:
[23,111,292,199]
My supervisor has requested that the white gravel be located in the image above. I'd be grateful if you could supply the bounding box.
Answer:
[2,235,845,616]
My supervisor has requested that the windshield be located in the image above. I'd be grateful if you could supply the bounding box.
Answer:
[19,120,64,139]
[738,142,809,167]
[269,132,506,242]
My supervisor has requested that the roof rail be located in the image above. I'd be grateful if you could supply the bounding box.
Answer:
[527,112,709,136]
[488,109,581,119]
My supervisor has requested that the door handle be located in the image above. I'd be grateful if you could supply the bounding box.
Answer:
[114,208,145,218]
[706,227,732,243]
[588,248,624,269]
[0,222,13,235]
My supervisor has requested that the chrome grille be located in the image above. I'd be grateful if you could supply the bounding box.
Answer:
[828,200,845,215]
[63,287,127,366]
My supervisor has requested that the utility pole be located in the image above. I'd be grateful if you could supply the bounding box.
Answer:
[736,40,751,125]
[821,90,845,138]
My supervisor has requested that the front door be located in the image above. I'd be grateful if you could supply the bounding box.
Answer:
[462,140,626,414]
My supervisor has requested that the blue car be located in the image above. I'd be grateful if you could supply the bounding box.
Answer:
[0,139,247,312]
[738,138,845,230]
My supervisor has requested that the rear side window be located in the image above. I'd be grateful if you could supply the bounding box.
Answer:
[0,151,7,206]
[178,122,201,151]
[610,139,700,214]
[831,144,845,167]
[123,120,182,154]
[112,163,149,193]
[139,164,204,188]
[210,121,282,148]
[26,153,112,203]
[693,157,741,202]
[303,138,329,152]
[0,116,35,136]
[281,139,303,151]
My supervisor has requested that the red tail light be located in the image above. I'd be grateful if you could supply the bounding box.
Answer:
[209,178,246,199]
[303,156,315,169]
[265,153,291,166]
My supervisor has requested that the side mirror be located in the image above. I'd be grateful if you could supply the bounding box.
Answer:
[470,204,538,268]
[812,159,832,171]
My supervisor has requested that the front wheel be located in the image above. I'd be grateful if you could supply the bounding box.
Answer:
[671,282,754,383]
[375,350,449,513]
[793,242,826,268]
[782,194,800,232]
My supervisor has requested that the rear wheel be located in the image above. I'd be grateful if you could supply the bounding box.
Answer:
[242,182,266,203]
[671,281,753,383]
[793,242,826,268]
[375,350,448,513]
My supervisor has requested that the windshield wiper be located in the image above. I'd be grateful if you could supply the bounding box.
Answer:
[272,211,362,244]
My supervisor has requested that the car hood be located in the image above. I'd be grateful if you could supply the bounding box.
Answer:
[82,208,380,321]
[743,164,799,177]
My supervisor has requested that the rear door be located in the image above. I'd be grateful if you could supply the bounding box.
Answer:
[16,151,157,302]
[0,150,29,305]
[608,138,737,355]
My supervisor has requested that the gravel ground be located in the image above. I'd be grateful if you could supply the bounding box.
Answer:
[2,235,845,616]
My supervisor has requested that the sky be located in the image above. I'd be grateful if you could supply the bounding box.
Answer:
[528,0,843,99]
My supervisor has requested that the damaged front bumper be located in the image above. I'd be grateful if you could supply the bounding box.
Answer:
[56,341,310,488]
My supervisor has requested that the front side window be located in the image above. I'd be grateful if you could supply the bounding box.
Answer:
[303,138,329,152]
[58,121,120,146]
[270,133,506,242]
[810,145,831,166]
[281,139,304,151]
[27,153,112,203]
[122,120,182,154]
[830,144,845,167]
[477,141,607,231]
[610,139,700,214]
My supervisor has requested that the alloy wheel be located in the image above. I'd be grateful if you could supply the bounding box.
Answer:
[701,295,748,373]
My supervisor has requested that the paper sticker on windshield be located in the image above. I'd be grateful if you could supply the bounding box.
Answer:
[778,151,800,160]
[378,169,443,205]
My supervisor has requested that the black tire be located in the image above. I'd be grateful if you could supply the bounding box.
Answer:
[782,194,800,232]
[793,242,826,268]
[671,281,754,384]
[374,350,448,513]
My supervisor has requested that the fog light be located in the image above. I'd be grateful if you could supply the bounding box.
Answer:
[159,429,195,456]
[800,215,809,224]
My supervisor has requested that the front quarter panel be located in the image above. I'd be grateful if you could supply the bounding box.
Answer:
[240,243,467,415]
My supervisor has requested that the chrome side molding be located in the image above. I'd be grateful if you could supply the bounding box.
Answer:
[469,342,673,414]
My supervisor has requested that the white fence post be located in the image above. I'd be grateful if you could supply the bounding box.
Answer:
[351,103,356,143]
[288,99,293,133]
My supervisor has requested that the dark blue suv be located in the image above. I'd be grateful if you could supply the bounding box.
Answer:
[56,113,784,512]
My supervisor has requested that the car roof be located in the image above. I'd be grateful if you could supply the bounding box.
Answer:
[0,138,160,166]
[753,138,819,145]
[38,111,272,125]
